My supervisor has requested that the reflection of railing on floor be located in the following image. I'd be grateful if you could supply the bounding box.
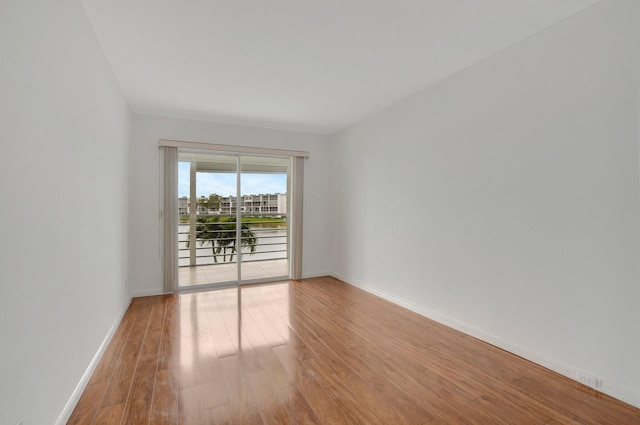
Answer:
[178,218,288,267]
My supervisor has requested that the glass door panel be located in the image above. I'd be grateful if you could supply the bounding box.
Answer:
[239,155,290,284]
[178,151,239,288]
[177,151,290,289]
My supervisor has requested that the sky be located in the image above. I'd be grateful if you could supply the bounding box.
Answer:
[178,162,286,197]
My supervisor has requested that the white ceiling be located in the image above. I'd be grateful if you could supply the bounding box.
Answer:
[82,0,599,135]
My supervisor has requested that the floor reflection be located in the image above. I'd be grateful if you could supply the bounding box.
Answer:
[70,277,640,425]
[177,282,291,366]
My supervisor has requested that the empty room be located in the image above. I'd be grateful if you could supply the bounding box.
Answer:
[1,0,640,424]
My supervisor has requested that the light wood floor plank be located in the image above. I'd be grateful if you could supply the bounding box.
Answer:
[149,368,179,424]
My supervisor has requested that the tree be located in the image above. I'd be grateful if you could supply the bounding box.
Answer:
[187,216,257,263]
[198,193,221,213]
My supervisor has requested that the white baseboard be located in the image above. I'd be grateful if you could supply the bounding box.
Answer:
[55,297,132,425]
[301,270,331,279]
[331,273,640,410]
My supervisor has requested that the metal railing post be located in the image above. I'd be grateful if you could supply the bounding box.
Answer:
[189,161,197,266]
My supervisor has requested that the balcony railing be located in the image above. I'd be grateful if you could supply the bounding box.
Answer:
[178,217,287,267]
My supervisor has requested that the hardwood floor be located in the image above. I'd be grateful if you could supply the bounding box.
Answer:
[67,276,640,424]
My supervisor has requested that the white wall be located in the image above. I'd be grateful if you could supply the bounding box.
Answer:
[330,0,640,407]
[129,115,332,296]
[0,1,132,424]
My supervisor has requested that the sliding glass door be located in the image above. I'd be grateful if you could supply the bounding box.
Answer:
[239,155,289,281]
[177,151,290,289]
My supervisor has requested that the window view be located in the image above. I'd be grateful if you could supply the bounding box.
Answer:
[177,152,289,288]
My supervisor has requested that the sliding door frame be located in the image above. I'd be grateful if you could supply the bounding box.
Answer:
[160,140,308,293]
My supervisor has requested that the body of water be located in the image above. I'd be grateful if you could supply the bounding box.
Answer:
[178,224,287,267]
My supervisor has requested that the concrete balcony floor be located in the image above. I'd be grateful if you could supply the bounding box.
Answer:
[179,258,288,287]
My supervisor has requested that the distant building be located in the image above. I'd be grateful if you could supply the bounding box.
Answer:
[179,193,286,215]
[178,196,189,215]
